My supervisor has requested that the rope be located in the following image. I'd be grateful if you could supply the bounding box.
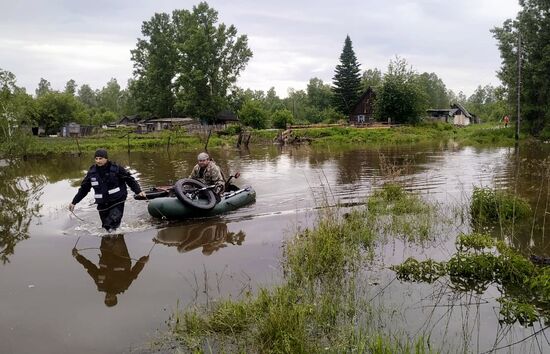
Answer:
[96,199,127,212]
[70,210,86,222]
[141,192,168,220]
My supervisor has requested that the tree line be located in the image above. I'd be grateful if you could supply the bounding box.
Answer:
[4,0,536,148]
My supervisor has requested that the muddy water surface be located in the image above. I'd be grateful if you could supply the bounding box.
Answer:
[1,142,549,353]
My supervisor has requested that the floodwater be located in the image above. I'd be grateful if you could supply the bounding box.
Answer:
[1,142,550,353]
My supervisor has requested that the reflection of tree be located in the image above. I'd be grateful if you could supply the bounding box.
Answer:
[335,147,429,185]
[487,145,550,254]
[0,160,46,264]
[72,234,148,307]
[154,222,245,255]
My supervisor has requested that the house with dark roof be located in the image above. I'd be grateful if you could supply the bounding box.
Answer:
[145,117,198,132]
[427,103,478,126]
[349,87,376,125]
[216,110,239,124]
[118,115,143,126]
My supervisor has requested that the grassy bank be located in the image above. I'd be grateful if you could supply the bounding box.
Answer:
[1,122,521,157]
[0,127,238,156]
[155,184,437,353]
[288,122,518,147]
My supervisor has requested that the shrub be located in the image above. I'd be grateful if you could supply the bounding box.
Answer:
[271,109,293,129]
[470,187,531,224]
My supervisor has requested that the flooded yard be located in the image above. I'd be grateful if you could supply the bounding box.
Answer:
[1,142,550,353]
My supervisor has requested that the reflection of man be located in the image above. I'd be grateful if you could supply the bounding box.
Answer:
[202,230,245,255]
[72,234,148,307]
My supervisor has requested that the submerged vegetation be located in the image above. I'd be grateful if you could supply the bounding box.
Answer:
[392,233,550,326]
[470,186,531,225]
[157,184,437,352]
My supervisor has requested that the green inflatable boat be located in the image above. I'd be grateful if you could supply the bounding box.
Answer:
[147,185,256,220]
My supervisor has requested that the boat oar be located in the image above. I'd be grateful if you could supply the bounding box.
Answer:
[225,171,240,185]
[190,184,217,198]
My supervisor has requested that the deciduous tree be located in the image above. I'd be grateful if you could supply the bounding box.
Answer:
[376,57,427,124]
[361,68,383,92]
[35,78,52,98]
[492,0,550,133]
[238,100,268,129]
[131,2,252,121]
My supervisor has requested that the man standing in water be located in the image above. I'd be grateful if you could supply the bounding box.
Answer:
[189,152,225,197]
[69,149,146,232]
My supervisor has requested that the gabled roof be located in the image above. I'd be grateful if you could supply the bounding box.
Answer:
[353,87,375,106]
[216,110,239,122]
[350,87,376,115]
[451,103,473,119]
[118,115,141,124]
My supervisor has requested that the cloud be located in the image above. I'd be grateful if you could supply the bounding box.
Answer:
[0,0,521,96]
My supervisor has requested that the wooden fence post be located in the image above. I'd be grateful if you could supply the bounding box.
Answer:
[204,129,212,151]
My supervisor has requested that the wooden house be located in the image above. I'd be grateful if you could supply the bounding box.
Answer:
[349,87,376,125]
[62,122,80,137]
[427,103,478,126]
[216,110,239,125]
[426,109,453,123]
[145,117,197,132]
[117,115,142,125]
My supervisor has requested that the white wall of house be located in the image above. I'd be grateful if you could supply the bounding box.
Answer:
[453,114,470,126]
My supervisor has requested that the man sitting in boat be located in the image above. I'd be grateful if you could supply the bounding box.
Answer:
[189,152,225,198]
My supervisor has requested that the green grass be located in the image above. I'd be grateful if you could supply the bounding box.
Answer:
[0,127,238,157]
[287,122,519,147]
[157,184,438,353]
[0,122,524,158]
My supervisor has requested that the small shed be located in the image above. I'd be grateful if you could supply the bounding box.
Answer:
[146,117,197,132]
[349,87,376,125]
[426,109,453,123]
[426,103,477,126]
[451,103,474,126]
[118,115,142,126]
[32,126,46,136]
[216,110,239,124]
[62,122,80,137]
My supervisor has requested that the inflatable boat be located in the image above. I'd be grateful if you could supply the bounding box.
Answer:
[142,178,255,220]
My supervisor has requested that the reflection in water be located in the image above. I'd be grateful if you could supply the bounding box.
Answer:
[5,143,550,353]
[72,234,149,307]
[154,222,245,255]
[0,160,46,264]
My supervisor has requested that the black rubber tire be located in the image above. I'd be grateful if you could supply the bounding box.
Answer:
[174,178,216,210]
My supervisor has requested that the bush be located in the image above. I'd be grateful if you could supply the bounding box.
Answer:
[217,124,242,136]
[271,109,293,129]
[238,100,269,129]
[470,187,531,224]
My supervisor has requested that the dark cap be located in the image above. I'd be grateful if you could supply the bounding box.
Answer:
[94,149,108,159]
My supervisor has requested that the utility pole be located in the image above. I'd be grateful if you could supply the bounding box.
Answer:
[516,32,521,141]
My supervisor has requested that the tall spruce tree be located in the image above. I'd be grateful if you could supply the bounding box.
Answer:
[332,35,362,114]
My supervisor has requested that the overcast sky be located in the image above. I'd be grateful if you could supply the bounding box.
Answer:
[0,0,520,98]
